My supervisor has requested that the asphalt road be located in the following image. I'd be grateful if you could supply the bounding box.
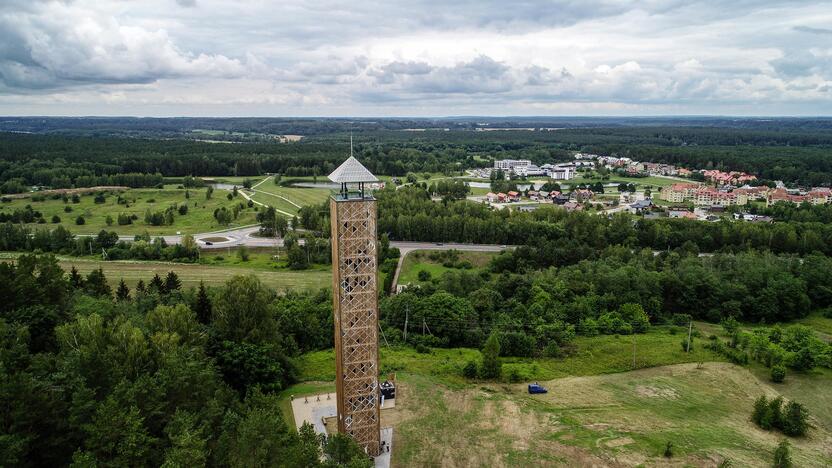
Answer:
[112,227,512,292]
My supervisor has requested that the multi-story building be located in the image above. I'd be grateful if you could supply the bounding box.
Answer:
[494,159,531,171]
[544,163,576,180]
[661,183,701,203]
[693,187,747,207]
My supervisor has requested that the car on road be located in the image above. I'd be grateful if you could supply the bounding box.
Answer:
[204,241,213,246]
[436,242,444,246]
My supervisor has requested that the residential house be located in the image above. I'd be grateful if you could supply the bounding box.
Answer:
[507,191,521,202]
[486,192,498,203]
[628,199,654,214]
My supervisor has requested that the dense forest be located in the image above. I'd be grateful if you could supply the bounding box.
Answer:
[0,255,372,467]
[3,119,832,190]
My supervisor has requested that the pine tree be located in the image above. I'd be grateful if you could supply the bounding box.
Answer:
[85,268,111,298]
[195,281,212,324]
[116,279,131,301]
[69,266,84,289]
[135,279,146,294]
[164,271,182,293]
[149,274,165,294]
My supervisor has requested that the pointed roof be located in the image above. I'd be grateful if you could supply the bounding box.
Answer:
[328,156,378,184]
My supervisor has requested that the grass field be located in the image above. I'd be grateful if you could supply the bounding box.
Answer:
[388,363,832,467]
[397,250,497,285]
[0,252,331,291]
[0,185,257,236]
[284,324,832,466]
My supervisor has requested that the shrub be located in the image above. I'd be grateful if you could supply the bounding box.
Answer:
[51,215,61,223]
[64,206,72,213]
[414,343,430,354]
[752,395,768,426]
[94,193,106,204]
[462,360,478,378]
[75,216,85,225]
[823,308,832,319]
[671,313,692,326]
[543,341,561,358]
[771,365,786,383]
[773,440,791,468]
[417,270,431,282]
[178,204,188,215]
[681,336,694,352]
[781,401,808,437]
[663,441,673,458]
[506,367,523,383]
[480,333,501,379]
[577,318,598,336]
[761,396,784,431]
[238,246,250,262]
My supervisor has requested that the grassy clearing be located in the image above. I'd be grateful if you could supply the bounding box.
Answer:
[295,327,727,386]
[0,186,257,236]
[0,253,330,291]
[289,336,831,466]
[397,250,496,285]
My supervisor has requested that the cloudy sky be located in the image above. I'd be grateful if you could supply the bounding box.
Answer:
[1,0,831,116]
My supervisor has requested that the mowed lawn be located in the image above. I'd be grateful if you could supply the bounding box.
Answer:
[251,181,331,208]
[0,185,258,236]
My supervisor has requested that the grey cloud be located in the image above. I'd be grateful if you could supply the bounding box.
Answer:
[176,0,197,6]
[0,0,245,91]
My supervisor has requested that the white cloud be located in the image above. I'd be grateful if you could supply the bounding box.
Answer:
[0,0,831,115]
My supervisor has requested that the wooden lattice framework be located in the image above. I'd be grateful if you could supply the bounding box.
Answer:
[330,195,381,456]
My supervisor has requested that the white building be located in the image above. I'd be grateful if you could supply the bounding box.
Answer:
[547,163,576,180]
[494,159,531,171]
[514,164,546,177]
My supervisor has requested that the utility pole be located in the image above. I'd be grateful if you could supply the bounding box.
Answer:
[403,305,409,342]
[379,323,390,347]
[686,321,693,353]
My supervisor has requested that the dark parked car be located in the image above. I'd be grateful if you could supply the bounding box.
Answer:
[528,383,548,394]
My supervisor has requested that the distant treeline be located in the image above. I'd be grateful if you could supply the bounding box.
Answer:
[4,123,832,189]
[374,188,832,258]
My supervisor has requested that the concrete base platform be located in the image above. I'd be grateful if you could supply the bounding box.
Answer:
[290,392,337,433]
[290,392,395,467]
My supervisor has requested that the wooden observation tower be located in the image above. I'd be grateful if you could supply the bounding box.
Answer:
[328,152,381,455]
